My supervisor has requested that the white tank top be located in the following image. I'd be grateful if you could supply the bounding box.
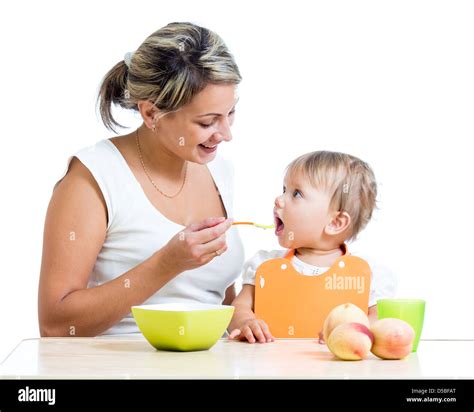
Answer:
[55,138,245,335]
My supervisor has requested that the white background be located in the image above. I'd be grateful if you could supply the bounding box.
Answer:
[1,0,473,362]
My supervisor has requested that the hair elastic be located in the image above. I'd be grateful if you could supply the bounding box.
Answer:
[124,52,134,68]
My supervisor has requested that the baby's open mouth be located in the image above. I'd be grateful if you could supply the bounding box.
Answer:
[274,215,285,236]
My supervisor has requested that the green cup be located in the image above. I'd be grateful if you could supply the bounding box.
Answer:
[376,299,426,352]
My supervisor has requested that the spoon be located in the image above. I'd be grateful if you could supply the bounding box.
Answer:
[232,221,275,230]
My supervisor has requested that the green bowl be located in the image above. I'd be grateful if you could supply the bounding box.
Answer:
[131,303,234,351]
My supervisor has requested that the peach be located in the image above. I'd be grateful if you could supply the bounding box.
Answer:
[322,303,370,342]
[327,322,374,360]
[370,318,415,360]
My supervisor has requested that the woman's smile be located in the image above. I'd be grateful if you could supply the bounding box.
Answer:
[198,143,219,154]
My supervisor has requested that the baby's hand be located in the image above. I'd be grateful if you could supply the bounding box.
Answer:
[318,330,325,344]
[228,319,275,343]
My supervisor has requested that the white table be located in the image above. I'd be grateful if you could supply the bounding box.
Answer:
[1,336,473,379]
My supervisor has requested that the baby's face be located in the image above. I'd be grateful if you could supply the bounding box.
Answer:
[273,170,334,249]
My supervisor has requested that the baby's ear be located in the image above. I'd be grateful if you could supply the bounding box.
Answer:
[324,211,351,236]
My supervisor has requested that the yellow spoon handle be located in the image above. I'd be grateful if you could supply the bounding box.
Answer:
[232,221,275,229]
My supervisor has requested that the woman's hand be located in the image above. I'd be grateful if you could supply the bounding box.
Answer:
[160,216,233,274]
[228,318,275,343]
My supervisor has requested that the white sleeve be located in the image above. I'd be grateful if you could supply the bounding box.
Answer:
[364,257,398,307]
[241,249,288,285]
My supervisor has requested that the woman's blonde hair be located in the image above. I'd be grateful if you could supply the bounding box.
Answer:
[97,22,242,132]
[286,151,378,242]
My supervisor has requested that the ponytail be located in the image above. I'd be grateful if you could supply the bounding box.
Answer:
[96,60,132,133]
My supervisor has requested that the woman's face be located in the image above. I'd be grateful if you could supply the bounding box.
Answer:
[155,83,238,164]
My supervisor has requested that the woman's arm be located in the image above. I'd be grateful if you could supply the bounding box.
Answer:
[38,158,180,336]
[38,158,231,337]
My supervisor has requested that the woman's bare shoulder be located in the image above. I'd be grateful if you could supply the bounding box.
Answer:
[109,133,134,152]
[53,154,109,228]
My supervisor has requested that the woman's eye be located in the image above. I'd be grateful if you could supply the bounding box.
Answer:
[293,190,302,198]
[199,111,234,128]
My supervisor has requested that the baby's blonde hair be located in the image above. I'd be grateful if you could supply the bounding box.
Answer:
[286,151,378,242]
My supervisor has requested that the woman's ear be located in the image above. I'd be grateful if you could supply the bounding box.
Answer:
[324,211,351,236]
[137,100,161,130]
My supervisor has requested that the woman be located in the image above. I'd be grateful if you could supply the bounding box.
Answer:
[38,22,244,336]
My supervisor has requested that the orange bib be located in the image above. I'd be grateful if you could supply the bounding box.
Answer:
[254,245,371,338]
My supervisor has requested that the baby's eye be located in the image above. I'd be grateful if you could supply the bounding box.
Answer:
[293,190,302,198]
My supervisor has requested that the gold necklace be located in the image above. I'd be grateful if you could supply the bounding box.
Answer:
[135,129,188,199]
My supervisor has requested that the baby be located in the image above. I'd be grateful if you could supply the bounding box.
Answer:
[228,150,396,343]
